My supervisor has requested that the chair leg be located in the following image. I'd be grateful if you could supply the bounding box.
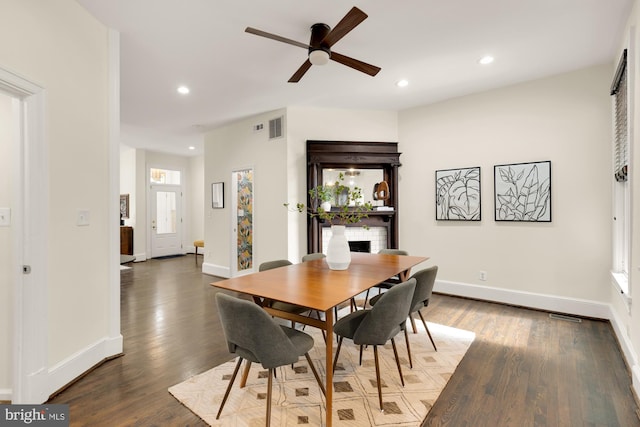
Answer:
[266,368,273,427]
[363,289,370,308]
[410,315,418,334]
[403,327,413,369]
[418,310,437,351]
[359,345,364,366]
[391,338,405,387]
[240,360,252,388]
[373,345,383,411]
[304,353,326,397]
[194,246,198,265]
[332,336,343,374]
[216,357,243,419]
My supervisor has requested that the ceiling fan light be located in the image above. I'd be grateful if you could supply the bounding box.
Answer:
[309,49,330,66]
[478,55,494,65]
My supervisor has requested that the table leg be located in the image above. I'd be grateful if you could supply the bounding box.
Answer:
[325,308,334,427]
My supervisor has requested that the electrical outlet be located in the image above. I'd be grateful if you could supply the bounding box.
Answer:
[479,271,487,281]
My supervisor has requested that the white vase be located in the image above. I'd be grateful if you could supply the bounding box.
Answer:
[326,225,351,270]
[321,201,332,212]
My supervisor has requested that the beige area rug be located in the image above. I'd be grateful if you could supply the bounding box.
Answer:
[169,317,474,426]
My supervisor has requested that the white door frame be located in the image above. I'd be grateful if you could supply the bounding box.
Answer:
[1,68,49,403]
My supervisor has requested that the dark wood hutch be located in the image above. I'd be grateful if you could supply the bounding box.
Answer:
[306,140,402,253]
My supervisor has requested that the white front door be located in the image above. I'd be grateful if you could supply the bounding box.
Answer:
[150,185,182,257]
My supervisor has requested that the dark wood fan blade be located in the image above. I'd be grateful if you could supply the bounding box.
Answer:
[322,7,368,47]
[245,27,309,49]
[288,60,313,82]
[330,52,381,76]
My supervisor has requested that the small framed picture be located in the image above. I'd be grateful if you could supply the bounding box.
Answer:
[120,194,130,219]
[212,182,224,208]
[435,167,481,221]
[494,161,551,222]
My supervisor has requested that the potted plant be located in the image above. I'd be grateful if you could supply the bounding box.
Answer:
[286,173,373,270]
[309,184,334,212]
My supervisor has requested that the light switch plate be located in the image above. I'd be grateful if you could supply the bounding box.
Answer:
[0,208,10,226]
[77,210,90,226]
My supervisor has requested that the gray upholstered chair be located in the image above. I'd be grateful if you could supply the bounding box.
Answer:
[362,249,410,307]
[215,293,325,426]
[259,259,293,271]
[301,252,326,262]
[370,266,439,367]
[259,259,324,342]
[332,278,416,411]
[258,260,310,316]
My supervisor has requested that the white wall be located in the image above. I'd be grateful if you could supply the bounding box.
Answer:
[400,65,612,303]
[286,107,399,261]
[203,109,289,277]
[120,145,136,226]
[0,0,115,399]
[189,155,205,249]
[134,148,147,260]
[203,107,398,276]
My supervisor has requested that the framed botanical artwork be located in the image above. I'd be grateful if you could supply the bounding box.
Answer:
[120,194,130,219]
[494,161,551,222]
[435,166,481,221]
[211,182,224,208]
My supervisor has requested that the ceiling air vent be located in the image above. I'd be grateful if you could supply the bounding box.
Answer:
[268,116,283,140]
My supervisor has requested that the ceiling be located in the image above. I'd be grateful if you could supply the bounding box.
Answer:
[77,0,633,156]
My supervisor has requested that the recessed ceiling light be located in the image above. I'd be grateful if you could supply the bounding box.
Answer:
[177,86,190,95]
[478,55,494,65]
[188,146,195,150]
[396,79,409,88]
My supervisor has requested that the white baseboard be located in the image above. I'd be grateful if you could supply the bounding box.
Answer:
[0,388,11,401]
[607,303,640,401]
[633,364,640,402]
[133,252,146,262]
[435,279,611,319]
[202,262,230,278]
[46,334,123,400]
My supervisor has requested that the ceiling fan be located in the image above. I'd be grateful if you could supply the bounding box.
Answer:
[245,6,381,82]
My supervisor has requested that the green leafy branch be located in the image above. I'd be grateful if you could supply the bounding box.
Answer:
[285,172,373,226]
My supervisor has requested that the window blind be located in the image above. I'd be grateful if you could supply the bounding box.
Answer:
[611,49,628,182]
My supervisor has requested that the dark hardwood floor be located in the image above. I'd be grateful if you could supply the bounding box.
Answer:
[48,255,639,426]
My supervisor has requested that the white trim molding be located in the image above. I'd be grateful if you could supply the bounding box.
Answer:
[633,365,640,402]
[202,262,231,279]
[435,279,611,319]
[47,335,123,397]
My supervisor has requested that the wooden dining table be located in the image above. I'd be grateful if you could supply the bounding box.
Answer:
[211,251,428,426]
